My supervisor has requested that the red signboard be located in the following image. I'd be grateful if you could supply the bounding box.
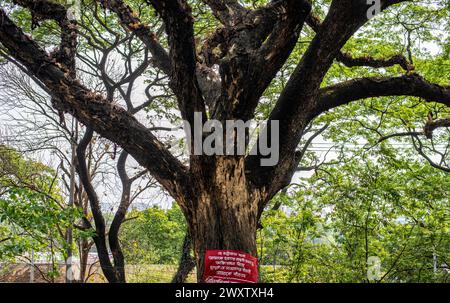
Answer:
[203,250,258,283]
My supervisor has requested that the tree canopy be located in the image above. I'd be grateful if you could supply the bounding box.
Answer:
[0,0,448,283]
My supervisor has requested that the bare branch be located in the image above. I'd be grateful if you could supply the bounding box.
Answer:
[98,0,171,74]
[336,52,412,71]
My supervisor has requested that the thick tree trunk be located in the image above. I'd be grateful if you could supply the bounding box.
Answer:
[191,208,258,282]
[77,238,91,283]
[76,127,125,283]
[188,157,262,282]
[108,202,128,283]
[172,230,196,283]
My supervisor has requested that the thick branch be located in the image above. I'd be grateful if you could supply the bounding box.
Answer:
[202,0,247,26]
[13,0,77,74]
[314,74,450,118]
[424,118,450,139]
[145,0,206,126]
[241,0,311,119]
[13,0,67,23]
[98,0,171,74]
[336,52,412,71]
[214,0,311,120]
[108,151,131,282]
[172,229,196,283]
[76,127,117,283]
[307,12,412,71]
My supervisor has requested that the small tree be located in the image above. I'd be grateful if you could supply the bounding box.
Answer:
[0,144,82,282]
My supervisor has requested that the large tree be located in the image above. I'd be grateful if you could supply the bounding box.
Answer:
[0,0,449,282]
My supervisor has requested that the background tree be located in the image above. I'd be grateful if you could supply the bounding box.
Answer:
[0,144,83,282]
[0,26,162,282]
[119,204,196,282]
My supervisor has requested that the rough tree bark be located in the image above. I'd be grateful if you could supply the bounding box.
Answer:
[172,230,196,283]
[1,0,449,282]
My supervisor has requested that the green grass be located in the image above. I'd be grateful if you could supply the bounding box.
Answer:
[125,264,286,283]
[126,264,197,283]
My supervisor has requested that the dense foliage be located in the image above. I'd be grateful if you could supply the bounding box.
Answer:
[0,145,82,280]
[120,204,187,265]
[259,154,449,283]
